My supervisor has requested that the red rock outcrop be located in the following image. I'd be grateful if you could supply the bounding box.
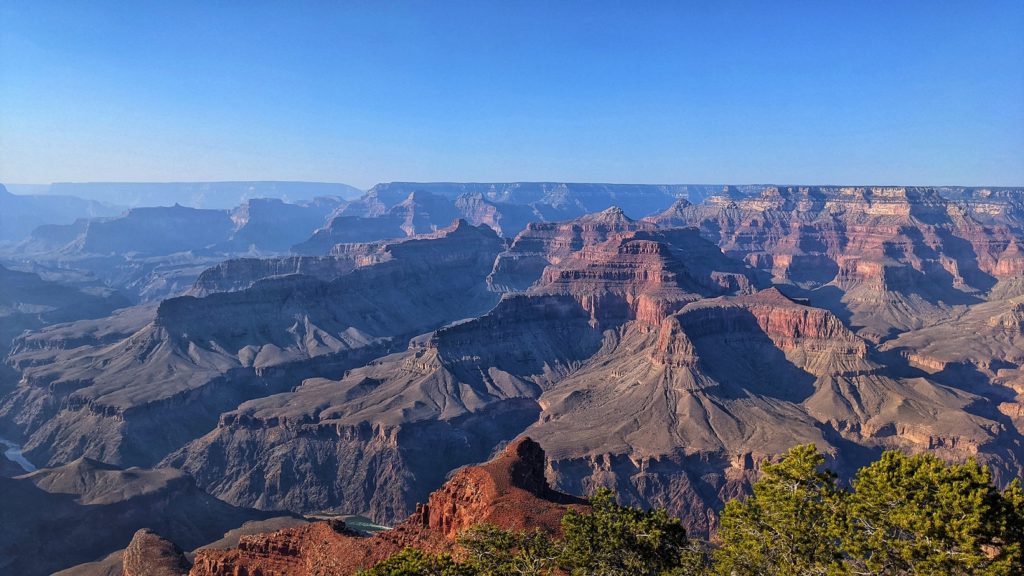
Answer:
[188,438,584,576]
[534,229,756,326]
[488,206,658,292]
[491,207,761,326]
[122,528,192,576]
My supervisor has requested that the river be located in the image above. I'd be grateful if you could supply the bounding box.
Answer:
[0,436,37,473]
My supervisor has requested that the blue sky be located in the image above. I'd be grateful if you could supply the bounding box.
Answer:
[1,1,1022,189]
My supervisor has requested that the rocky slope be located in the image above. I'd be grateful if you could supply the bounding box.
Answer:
[649,186,1024,341]
[0,222,504,468]
[880,294,1024,444]
[0,458,276,575]
[187,438,584,576]
[529,288,1011,536]
[4,189,1024,567]
[121,529,193,576]
[162,212,763,524]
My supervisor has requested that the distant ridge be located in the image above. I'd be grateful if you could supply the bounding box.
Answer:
[23,181,364,209]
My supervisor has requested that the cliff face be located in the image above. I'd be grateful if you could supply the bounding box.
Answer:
[453,191,539,238]
[74,205,236,256]
[1,222,504,468]
[187,255,364,296]
[649,186,1024,341]
[531,226,761,327]
[488,206,657,292]
[225,197,342,252]
[188,438,584,576]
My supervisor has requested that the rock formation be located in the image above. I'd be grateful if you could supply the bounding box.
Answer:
[0,222,504,468]
[294,191,460,254]
[649,186,1024,341]
[9,196,345,302]
[188,438,584,576]
[0,183,121,244]
[4,187,1024,569]
[293,182,709,254]
[165,207,1022,539]
[121,529,192,576]
[164,210,763,523]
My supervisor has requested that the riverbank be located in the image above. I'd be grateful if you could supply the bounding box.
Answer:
[0,436,36,473]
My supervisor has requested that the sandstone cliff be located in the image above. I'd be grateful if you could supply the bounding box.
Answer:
[649,186,1024,341]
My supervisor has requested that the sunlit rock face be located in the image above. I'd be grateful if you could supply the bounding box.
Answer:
[649,186,1024,341]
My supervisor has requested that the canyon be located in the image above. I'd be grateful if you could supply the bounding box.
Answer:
[1,183,1022,574]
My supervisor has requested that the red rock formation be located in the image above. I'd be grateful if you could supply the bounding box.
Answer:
[649,186,1024,340]
[492,208,760,326]
[122,529,191,576]
[188,438,584,576]
[488,206,657,292]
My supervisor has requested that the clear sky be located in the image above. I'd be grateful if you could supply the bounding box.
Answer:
[1,1,1022,189]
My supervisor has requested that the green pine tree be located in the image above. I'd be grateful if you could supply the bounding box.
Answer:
[559,487,694,576]
[356,548,478,576]
[841,451,1022,575]
[459,524,560,576]
[713,444,844,576]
